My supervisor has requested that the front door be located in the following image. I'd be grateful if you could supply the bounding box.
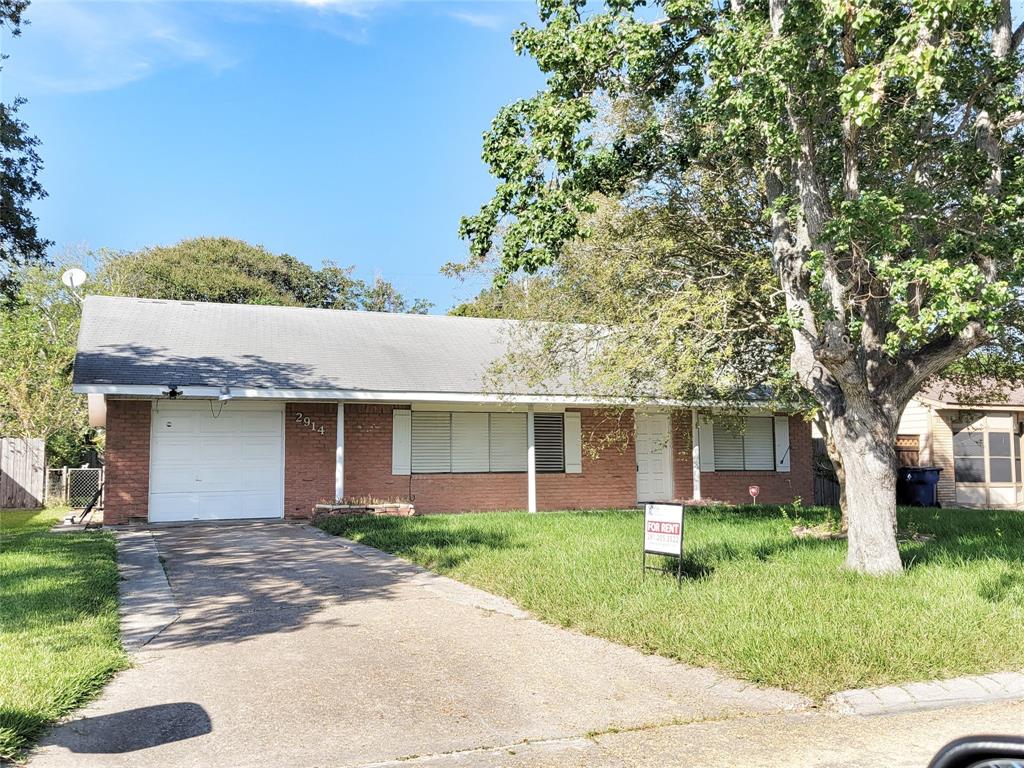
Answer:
[635,412,673,502]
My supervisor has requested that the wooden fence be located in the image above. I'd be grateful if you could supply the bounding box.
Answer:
[811,434,922,508]
[811,437,841,507]
[1,437,46,509]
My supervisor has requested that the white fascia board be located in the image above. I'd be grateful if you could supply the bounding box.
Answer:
[73,383,794,411]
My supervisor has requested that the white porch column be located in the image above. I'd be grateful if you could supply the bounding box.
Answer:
[334,403,345,502]
[690,409,701,501]
[527,406,537,513]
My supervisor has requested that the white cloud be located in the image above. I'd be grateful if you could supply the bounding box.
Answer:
[7,1,236,94]
[446,9,503,28]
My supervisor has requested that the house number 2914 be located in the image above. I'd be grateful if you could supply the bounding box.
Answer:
[293,412,325,435]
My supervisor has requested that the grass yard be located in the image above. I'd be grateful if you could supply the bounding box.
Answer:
[318,505,1024,700]
[0,508,128,760]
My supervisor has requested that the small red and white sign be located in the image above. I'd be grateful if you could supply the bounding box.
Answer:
[644,503,683,556]
[748,485,760,502]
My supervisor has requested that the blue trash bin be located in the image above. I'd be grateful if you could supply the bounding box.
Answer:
[896,466,943,507]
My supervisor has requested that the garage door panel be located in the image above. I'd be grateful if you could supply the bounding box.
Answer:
[242,412,281,433]
[152,436,202,464]
[149,403,283,522]
[198,435,244,463]
[241,438,279,461]
[149,493,199,523]
[198,413,243,434]
[150,466,198,494]
[241,467,279,491]
[153,411,199,435]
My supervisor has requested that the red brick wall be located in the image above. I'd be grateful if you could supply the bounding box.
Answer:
[101,400,813,523]
[536,409,636,510]
[672,410,696,501]
[343,405,638,513]
[697,416,814,505]
[343,404,412,502]
[104,399,152,525]
[284,402,338,519]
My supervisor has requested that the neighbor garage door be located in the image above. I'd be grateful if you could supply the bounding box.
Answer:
[149,401,284,523]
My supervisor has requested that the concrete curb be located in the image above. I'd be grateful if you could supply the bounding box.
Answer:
[828,672,1024,716]
[116,530,179,652]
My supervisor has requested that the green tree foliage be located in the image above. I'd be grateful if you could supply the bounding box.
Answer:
[451,191,786,403]
[95,237,430,312]
[1,1,50,297]
[0,265,88,460]
[460,0,1024,573]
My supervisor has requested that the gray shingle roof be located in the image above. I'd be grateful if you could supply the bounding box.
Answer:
[74,296,537,395]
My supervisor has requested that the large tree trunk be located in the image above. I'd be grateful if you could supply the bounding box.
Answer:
[828,406,902,575]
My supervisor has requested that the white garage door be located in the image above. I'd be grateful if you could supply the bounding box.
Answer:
[149,402,284,523]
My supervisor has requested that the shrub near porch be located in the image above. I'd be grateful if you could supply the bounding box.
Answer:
[317,506,1024,700]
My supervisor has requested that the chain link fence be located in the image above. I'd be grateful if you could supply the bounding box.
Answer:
[46,467,104,508]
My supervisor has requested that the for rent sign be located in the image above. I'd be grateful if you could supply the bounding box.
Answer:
[644,503,684,557]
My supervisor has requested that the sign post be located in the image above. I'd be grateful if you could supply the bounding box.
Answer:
[642,502,685,581]
[748,485,760,504]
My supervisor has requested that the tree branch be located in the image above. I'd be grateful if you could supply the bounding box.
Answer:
[894,321,989,405]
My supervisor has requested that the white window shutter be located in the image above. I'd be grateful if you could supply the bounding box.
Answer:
[411,411,452,473]
[392,410,411,475]
[698,416,716,472]
[774,415,791,472]
[564,412,582,473]
[451,412,489,473]
[743,417,776,470]
[490,412,528,472]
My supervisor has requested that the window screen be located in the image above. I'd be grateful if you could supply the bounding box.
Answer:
[534,413,565,473]
[712,427,744,471]
[952,414,1017,486]
[490,413,528,472]
[451,412,489,473]
[411,412,451,473]
[713,417,775,471]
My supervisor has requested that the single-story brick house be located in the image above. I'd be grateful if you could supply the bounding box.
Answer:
[73,296,813,524]
[897,382,1024,509]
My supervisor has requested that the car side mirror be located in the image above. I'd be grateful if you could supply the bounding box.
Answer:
[928,736,1024,768]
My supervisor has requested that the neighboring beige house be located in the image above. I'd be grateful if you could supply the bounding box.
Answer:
[898,382,1024,509]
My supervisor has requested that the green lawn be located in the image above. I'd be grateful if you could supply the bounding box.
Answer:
[317,505,1024,700]
[0,508,128,760]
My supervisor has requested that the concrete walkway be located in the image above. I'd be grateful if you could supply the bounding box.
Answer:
[29,522,807,768]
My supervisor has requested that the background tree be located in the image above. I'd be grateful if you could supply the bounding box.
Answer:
[1,0,50,297]
[0,263,89,464]
[461,0,1024,574]
[95,237,431,312]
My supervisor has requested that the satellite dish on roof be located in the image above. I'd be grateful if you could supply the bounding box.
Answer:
[61,268,87,290]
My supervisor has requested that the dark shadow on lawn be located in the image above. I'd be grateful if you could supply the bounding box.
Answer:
[41,703,211,754]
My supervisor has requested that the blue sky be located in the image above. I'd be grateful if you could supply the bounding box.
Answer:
[2,0,544,311]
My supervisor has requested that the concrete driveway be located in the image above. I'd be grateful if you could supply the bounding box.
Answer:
[30,522,807,768]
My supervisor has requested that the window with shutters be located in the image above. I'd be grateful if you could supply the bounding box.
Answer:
[410,412,451,473]
[404,411,577,475]
[534,413,565,473]
[489,412,528,472]
[451,412,490,473]
[712,417,775,471]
